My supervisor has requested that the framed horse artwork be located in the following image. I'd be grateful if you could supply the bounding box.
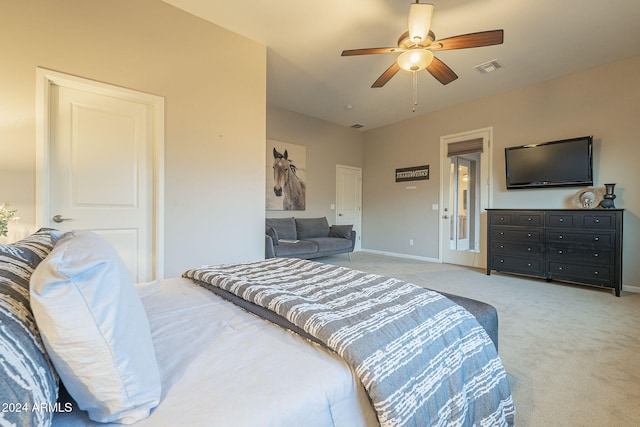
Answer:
[266,140,307,211]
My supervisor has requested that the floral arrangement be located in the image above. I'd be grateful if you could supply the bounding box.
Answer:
[0,203,18,237]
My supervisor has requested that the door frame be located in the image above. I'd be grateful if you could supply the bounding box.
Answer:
[35,68,166,279]
[439,127,493,267]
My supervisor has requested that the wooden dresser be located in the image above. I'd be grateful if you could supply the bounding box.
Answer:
[486,209,623,296]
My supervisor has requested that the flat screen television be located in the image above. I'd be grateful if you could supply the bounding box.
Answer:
[505,135,593,189]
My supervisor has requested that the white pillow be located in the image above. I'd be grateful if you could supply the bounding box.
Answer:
[30,231,161,424]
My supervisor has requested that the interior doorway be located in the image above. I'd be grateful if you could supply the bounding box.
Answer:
[36,68,165,281]
[336,165,362,251]
[440,128,492,268]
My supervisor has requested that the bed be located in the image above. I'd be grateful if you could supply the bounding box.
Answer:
[1,230,514,427]
[52,277,378,426]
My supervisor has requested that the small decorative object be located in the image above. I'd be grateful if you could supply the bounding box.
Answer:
[599,183,617,209]
[0,203,19,237]
[579,191,596,208]
[573,188,604,209]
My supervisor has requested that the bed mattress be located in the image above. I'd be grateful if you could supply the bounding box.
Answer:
[52,278,378,426]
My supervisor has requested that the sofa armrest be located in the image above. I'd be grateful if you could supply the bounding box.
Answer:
[349,230,356,251]
[265,235,275,259]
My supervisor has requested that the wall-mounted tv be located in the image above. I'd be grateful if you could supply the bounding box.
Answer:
[505,135,593,189]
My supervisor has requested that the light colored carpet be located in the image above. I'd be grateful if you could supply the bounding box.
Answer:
[319,252,640,427]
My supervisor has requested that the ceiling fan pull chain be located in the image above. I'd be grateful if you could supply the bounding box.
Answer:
[412,71,418,112]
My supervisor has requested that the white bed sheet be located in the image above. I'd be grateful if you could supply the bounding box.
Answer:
[52,278,378,427]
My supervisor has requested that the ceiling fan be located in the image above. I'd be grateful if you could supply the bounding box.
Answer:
[341,1,504,89]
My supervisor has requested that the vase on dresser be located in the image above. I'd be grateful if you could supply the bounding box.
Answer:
[599,183,617,209]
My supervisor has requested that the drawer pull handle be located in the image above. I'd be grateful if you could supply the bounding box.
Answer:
[594,253,599,257]
[500,217,504,221]
[559,235,563,239]
[528,217,532,221]
[558,267,563,271]
[500,232,504,235]
[595,219,600,223]
[527,263,532,267]
[594,237,599,241]
[558,250,563,254]
[559,218,564,222]
[500,259,504,263]
[527,233,532,237]
[528,247,532,251]
[594,271,599,275]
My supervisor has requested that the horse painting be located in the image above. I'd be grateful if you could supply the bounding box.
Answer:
[272,147,306,210]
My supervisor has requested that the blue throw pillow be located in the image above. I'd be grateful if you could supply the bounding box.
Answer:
[329,224,353,239]
[0,229,58,427]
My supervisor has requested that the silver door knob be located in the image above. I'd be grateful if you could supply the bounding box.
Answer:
[52,215,70,223]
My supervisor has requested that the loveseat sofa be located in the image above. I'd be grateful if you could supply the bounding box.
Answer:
[265,217,355,260]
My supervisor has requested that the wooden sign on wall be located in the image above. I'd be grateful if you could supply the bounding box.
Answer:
[395,165,429,182]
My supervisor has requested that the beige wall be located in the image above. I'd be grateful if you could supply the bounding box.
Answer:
[363,55,640,290]
[266,105,364,224]
[0,0,266,277]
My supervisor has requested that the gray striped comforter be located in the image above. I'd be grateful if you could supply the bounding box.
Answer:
[183,258,515,427]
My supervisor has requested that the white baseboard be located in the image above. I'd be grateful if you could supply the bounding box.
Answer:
[359,248,441,264]
[358,249,638,295]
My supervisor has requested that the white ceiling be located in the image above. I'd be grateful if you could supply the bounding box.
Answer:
[162,0,640,130]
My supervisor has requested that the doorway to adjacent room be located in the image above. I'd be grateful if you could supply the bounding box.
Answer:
[439,128,493,268]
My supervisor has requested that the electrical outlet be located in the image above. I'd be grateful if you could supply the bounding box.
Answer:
[409,239,414,246]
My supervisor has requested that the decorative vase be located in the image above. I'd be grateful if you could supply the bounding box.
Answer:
[599,183,617,209]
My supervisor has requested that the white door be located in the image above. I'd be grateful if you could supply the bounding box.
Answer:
[336,165,362,251]
[440,128,492,268]
[36,69,164,282]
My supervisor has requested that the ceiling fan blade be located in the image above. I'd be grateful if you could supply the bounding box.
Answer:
[426,57,458,85]
[431,30,504,51]
[372,62,401,88]
[341,47,402,56]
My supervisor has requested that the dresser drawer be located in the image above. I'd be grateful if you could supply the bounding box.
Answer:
[489,211,544,226]
[546,212,577,228]
[515,212,544,226]
[547,246,613,265]
[492,241,543,256]
[491,255,544,275]
[548,262,613,285]
[492,228,543,243]
[546,230,613,247]
[580,213,617,230]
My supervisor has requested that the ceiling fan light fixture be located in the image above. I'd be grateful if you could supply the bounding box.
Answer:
[397,49,434,72]
[408,2,434,44]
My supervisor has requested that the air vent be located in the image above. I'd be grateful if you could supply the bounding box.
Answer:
[350,123,364,129]
[474,59,503,74]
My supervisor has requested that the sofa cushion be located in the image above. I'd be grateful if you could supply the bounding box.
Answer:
[295,217,330,240]
[266,226,279,245]
[273,240,319,257]
[0,229,58,427]
[30,231,161,424]
[266,217,297,240]
[329,224,353,239]
[306,237,353,253]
